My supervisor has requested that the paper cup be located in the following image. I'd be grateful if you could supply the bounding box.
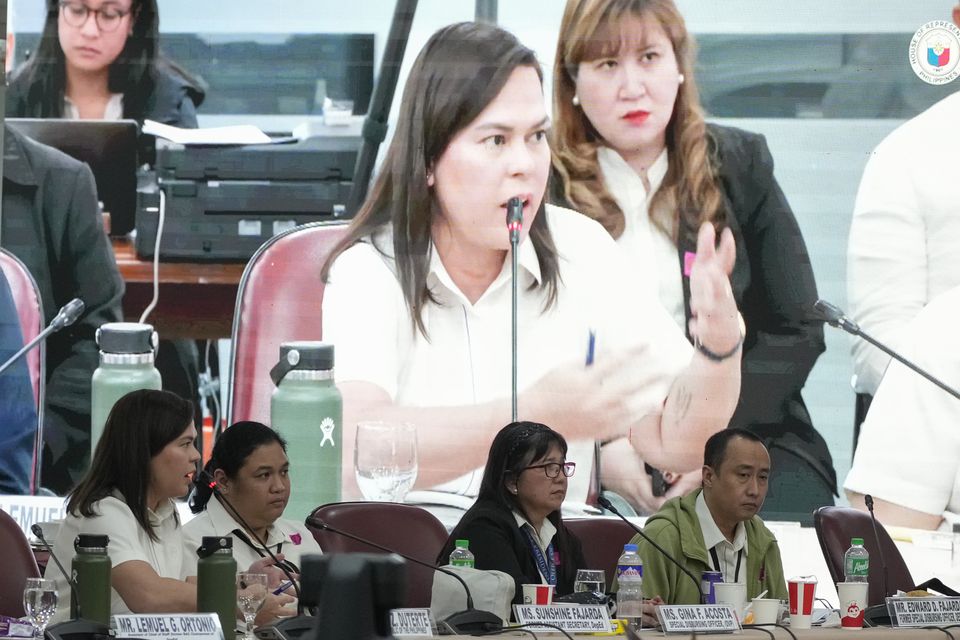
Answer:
[751,598,781,626]
[714,582,747,618]
[788,576,818,629]
[522,584,554,605]
[837,582,869,630]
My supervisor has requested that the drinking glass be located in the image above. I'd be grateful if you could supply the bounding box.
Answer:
[23,578,58,639]
[236,572,268,640]
[574,569,606,594]
[354,422,418,502]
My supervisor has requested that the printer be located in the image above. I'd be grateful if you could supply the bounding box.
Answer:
[135,135,357,261]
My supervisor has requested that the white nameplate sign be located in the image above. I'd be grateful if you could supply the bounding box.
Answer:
[657,604,740,634]
[512,604,611,633]
[889,597,960,627]
[389,608,433,636]
[114,613,223,640]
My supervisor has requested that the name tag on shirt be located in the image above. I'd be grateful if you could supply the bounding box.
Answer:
[114,614,223,640]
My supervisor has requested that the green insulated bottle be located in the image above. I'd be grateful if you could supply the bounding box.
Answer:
[72,534,111,624]
[270,342,342,520]
[196,536,237,640]
[90,323,162,455]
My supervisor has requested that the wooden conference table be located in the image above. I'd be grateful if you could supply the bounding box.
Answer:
[452,629,960,639]
[112,237,244,340]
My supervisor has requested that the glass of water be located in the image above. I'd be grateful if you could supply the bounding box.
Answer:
[23,578,58,639]
[574,569,606,594]
[354,421,418,502]
[236,572,268,640]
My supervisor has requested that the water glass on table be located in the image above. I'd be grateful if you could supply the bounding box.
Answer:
[354,421,418,502]
[237,572,268,640]
[574,569,606,594]
[23,578,57,639]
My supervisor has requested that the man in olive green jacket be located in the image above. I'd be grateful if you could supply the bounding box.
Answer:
[631,428,788,605]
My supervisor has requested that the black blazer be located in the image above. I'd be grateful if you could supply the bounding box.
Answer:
[549,124,835,494]
[438,499,587,604]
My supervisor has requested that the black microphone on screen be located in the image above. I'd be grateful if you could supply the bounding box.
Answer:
[597,495,704,604]
[196,471,304,616]
[863,495,889,600]
[506,195,524,422]
[814,299,960,402]
[306,515,503,635]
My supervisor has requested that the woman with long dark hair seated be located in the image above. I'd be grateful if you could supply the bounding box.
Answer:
[438,422,586,603]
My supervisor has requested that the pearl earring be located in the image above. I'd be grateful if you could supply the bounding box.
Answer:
[678,73,685,84]
[572,95,580,107]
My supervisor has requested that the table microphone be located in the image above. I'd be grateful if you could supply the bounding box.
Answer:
[0,298,85,376]
[306,515,503,635]
[196,471,304,614]
[31,524,80,617]
[506,195,523,422]
[814,299,960,402]
[597,495,704,604]
[864,495,889,600]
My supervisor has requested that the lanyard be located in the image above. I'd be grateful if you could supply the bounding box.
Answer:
[232,528,300,574]
[710,546,743,584]
[521,526,557,586]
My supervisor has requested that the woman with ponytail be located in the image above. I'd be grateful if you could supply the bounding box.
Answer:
[550,0,834,517]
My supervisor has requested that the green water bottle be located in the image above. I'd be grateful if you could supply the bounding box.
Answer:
[90,323,162,455]
[72,534,111,624]
[196,536,237,640]
[270,342,342,520]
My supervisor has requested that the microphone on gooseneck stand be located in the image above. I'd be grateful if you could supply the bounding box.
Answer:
[31,524,80,617]
[0,298,85,376]
[597,495,705,604]
[814,299,960,402]
[306,515,503,635]
[506,196,523,422]
[197,471,304,614]
[864,495,889,599]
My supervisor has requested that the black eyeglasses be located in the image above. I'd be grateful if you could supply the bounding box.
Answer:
[522,461,576,478]
[59,2,131,33]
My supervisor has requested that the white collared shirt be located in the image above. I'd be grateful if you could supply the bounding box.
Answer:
[598,146,686,330]
[323,204,693,497]
[63,93,124,120]
[181,497,323,576]
[512,510,558,584]
[46,495,185,621]
[696,491,749,583]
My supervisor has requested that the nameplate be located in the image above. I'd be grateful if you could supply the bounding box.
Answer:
[512,605,611,633]
[888,597,960,627]
[657,605,740,634]
[389,609,433,636]
[114,613,223,640]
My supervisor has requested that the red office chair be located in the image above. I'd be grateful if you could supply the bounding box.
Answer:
[565,518,636,591]
[227,222,348,425]
[306,502,449,608]
[0,249,46,494]
[0,508,41,617]
[813,506,914,606]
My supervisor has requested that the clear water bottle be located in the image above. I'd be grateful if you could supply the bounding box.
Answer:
[270,342,342,519]
[90,323,161,456]
[449,540,475,568]
[617,544,644,630]
[844,537,870,582]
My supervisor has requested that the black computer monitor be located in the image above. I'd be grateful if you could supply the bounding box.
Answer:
[6,118,139,236]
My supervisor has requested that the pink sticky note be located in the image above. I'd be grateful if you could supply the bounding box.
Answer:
[683,251,696,276]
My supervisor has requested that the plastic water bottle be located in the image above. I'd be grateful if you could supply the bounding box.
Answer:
[449,540,475,568]
[197,536,237,640]
[617,544,644,630]
[844,537,870,582]
[90,323,162,455]
[72,534,111,624]
[270,342,342,519]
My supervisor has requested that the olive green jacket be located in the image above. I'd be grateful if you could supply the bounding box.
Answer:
[632,489,788,605]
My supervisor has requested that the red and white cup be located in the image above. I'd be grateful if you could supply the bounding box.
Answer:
[788,576,818,629]
[837,582,869,630]
[522,584,555,605]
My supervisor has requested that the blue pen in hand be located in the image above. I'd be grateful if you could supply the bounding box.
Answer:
[585,330,596,366]
[272,580,295,596]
